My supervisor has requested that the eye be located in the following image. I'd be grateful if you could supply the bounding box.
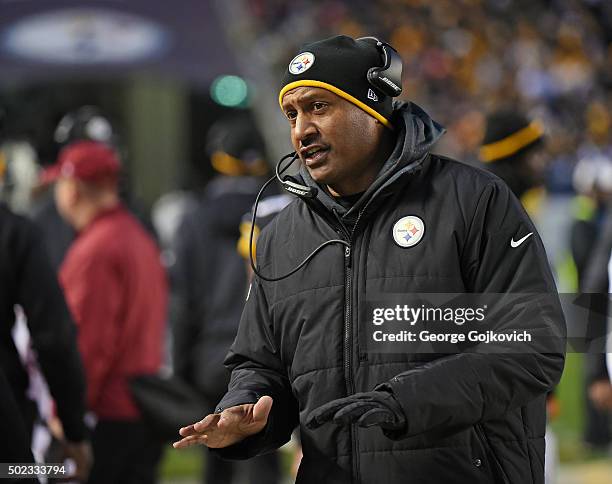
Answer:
[313,102,326,111]
[285,110,297,121]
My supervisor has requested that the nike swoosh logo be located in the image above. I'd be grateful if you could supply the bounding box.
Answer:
[511,232,533,248]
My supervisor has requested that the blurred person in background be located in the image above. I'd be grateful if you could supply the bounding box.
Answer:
[42,140,168,484]
[570,100,612,282]
[0,140,91,480]
[170,113,280,484]
[579,169,612,456]
[479,109,547,217]
[582,244,612,426]
[30,106,114,270]
[479,108,563,482]
[0,105,40,216]
[237,193,293,279]
[30,105,155,270]
[571,100,612,452]
[570,158,612,286]
[570,155,612,451]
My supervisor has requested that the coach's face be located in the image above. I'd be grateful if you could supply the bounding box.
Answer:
[281,86,389,196]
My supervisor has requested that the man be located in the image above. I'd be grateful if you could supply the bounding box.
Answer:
[31,106,116,270]
[31,105,154,271]
[44,140,168,483]
[174,35,566,483]
[582,200,612,435]
[479,109,547,217]
[569,156,612,449]
[1,142,91,480]
[171,114,281,484]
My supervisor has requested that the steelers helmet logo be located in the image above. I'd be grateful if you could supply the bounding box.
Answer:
[393,216,425,248]
[289,52,315,75]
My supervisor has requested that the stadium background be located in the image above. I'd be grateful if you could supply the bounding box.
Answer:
[0,0,611,482]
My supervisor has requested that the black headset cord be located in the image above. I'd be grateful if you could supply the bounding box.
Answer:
[249,152,350,282]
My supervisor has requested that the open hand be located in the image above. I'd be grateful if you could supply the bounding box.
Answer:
[173,396,273,449]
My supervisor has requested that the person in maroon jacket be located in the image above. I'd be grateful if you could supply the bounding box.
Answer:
[42,140,168,484]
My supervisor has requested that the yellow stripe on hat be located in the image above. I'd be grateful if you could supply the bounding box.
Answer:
[479,121,544,163]
[211,151,269,177]
[279,80,393,129]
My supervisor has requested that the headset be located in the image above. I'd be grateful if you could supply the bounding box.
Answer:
[249,152,348,282]
[249,37,403,281]
[358,36,403,98]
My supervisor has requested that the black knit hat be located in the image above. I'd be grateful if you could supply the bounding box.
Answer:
[279,35,394,128]
[206,114,269,176]
[480,110,544,163]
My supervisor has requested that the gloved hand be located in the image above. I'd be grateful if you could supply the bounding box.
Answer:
[305,390,406,431]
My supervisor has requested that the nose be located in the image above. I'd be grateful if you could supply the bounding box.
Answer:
[293,113,318,148]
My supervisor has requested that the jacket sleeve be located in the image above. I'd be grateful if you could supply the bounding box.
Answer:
[380,180,566,439]
[210,276,299,459]
[59,251,122,413]
[16,219,87,442]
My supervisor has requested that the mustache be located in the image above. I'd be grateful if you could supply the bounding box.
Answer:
[298,139,330,159]
[299,134,329,149]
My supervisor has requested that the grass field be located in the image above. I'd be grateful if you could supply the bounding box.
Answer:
[553,352,587,462]
[159,446,203,480]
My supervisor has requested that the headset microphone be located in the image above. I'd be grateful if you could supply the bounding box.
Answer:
[249,152,348,282]
[275,152,318,198]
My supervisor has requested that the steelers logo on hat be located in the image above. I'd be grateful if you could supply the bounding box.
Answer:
[289,52,315,75]
[393,216,425,248]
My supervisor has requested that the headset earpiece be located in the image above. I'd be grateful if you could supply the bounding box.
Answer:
[358,37,403,98]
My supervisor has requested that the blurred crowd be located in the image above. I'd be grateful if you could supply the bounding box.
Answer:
[244,0,612,170]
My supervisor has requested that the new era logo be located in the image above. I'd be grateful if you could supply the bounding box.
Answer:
[367,89,379,101]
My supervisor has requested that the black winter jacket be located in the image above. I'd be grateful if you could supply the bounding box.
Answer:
[214,103,566,483]
[0,203,87,443]
[171,176,265,402]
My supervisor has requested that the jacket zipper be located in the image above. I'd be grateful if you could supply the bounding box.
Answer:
[475,424,510,483]
[305,165,424,482]
[334,208,367,484]
[344,245,353,399]
[331,209,358,482]
[343,244,359,483]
